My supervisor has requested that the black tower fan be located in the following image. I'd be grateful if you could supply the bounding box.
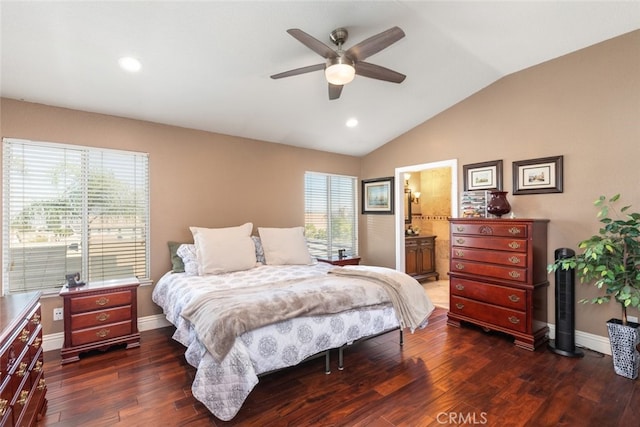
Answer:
[548,248,584,357]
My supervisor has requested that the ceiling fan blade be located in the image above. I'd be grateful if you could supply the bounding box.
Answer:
[328,83,343,100]
[345,26,405,61]
[270,63,325,79]
[355,62,406,83]
[287,29,338,59]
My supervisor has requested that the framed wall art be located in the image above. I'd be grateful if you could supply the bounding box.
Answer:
[463,160,503,191]
[361,177,394,214]
[512,155,563,195]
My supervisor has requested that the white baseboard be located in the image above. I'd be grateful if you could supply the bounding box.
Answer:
[548,323,611,356]
[44,318,612,357]
[42,314,172,353]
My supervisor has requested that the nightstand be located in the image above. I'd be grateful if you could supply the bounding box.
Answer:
[60,277,140,364]
[317,256,361,266]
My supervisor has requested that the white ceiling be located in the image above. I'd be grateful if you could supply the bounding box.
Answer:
[1,1,639,156]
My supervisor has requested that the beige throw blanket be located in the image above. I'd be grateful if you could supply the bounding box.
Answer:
[328,265,435,332]
[181,274,391,362]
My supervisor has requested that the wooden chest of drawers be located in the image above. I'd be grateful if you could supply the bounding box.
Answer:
[60,278,140,364]
[447,218,549,350]
[0,292,47,426]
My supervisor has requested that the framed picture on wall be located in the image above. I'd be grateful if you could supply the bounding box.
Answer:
[361,177,394,214]
[512,155,563,195]
[463,160,503,191]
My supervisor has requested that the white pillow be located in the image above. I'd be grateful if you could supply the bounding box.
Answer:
[190,223,256,275]
[258,226,313,265]
[176,244,199,276]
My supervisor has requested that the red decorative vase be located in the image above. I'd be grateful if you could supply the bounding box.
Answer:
[487,191,511,218]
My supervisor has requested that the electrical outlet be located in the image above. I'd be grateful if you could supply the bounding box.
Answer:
[53,307,64,321]
[628,316,638,323]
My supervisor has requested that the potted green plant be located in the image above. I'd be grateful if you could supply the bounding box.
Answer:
[548,194,640,379]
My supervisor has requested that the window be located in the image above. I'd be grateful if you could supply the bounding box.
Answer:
[304,171,358,259]
[2,138,149,294]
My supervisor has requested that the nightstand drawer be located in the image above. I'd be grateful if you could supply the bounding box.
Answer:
[69,290,132,313]
[71,321,132,347]
[71,306,132,330]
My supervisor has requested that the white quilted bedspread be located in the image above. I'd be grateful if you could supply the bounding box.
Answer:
[152,264,404,421]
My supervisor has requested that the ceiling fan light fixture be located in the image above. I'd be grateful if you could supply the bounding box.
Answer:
[325,57,355,85]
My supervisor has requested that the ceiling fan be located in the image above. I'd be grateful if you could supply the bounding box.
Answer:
[270,26,406,100]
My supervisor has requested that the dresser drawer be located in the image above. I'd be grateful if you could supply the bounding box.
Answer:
[450,260,527,283]
[450,295,527,333]
[451,235,527,252]
[71,321,132,347]
[451,247,527,267]
[71,306,132,330]
[451,223,528,238]
[450,278,527,310]
[69,290,132,313]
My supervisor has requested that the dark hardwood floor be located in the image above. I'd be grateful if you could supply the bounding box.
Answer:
[39,308,640,426]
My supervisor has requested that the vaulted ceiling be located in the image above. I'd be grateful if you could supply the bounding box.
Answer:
[1,1,638,156]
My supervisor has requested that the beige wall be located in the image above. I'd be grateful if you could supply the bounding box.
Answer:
[0,99,360,335]
[1,30,638,341]
[360,30,640,337]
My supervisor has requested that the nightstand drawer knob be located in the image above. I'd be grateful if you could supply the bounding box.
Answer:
[508,316,520,324]
[16,362,27,377]
[37,378,46,391]
[33,337,42,349]
[31,313,41,325]
[17,390,29,406]
[508,271,521,279]
[508,227,521,235]
[96,297,110,306]
[96,312,110,322]
[508,294,521,303]
[508,256,521,264]
[456,226,465,232]
[456,303,465,310]
[456,238,465,245]
[34,360,43,373]
[508,241,521,249]
[455,263,465,270]
[455,284,465,291]
[19,328,30,343]
[455,249,464,257]
[96,328,110,338]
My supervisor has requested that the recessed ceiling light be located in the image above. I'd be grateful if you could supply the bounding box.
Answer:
[118,56,142,73]
[346,118,358,128]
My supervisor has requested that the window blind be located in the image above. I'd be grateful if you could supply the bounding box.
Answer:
[2,138,150,294]
[304,171,358,258]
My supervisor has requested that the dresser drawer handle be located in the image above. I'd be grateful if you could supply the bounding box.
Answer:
[0,399,7,417]
[508,316,520,325]
[455,284,465,291]
[19,328,30,343]
[509,271,521,279]
[96,328,110,338]
[96,297,110,306]
[37,378,46,391]
[479,225,493,235]
[508,241,521,249]
[456,303,465,310]
[508,227,521,235]
[96,312,110,322]
[508,256,521,264]
[33,337,42,349]
[456,226,464,232]
[17,390,29,406]
[455,249,464,257]
[455,263,465,270]
[34,360,43,373]
[31,313,41,325]
[456,238,465,245]
[16,362,28,377]
[508,294,521,303]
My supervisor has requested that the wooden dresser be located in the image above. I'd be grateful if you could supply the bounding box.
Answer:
[447,218,549,350]
[60,278,140,364]
[0,291,47,426]
[405,235,439,282]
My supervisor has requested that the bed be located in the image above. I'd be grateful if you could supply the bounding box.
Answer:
[152,224,435,421]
